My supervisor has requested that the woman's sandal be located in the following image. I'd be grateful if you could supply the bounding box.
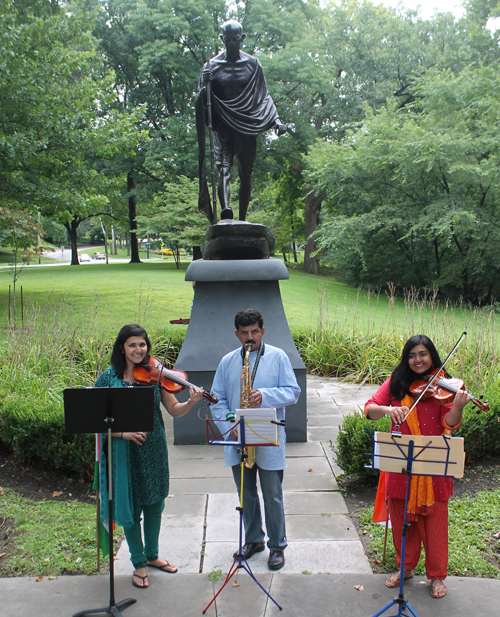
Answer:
[147,559,178,574]
[385,569,414,588]
[132,572,149,589]
[430,578,447,599]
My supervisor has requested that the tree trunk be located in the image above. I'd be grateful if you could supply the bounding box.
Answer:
[304,190,325,274]
[64,218,80,265]
[100,218,109,264]
[127,172,141,263]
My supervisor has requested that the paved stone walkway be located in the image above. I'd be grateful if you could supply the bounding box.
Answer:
[114,375,379,575]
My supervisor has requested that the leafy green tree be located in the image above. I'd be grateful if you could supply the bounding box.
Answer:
[250,0,500,273]
[306,63,500,302]
[248,163,305,262]
[0,208,43,327]
[0,1,140,265]
[136,177,206,268]
[93,0,227,261]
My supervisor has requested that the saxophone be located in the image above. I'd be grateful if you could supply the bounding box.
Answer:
[241,343,255,468]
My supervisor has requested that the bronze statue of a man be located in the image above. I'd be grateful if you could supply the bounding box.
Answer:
[196,20,286,224]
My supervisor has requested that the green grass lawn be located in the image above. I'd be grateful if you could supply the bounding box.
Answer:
[360,486,500,579]
[1,259,498,343]
[0,487,115,577]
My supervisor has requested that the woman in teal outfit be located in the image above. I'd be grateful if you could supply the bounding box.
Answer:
[96,324,203,589]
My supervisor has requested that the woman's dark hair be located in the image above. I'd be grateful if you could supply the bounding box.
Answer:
[110,324,151,378]
[389,334,442,399]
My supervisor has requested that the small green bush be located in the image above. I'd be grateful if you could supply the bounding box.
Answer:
[456,384,500,460]
[332,411,391,477]
[0,396,94,479]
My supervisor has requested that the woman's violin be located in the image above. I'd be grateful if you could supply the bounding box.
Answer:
[410,368,489,413]
[133,356,218,404]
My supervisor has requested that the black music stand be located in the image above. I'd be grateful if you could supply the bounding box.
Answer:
[365,432,464,617]
[202,414,283,614]
[64,386,154,617]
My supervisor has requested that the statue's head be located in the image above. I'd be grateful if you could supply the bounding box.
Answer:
[221,19,245,50]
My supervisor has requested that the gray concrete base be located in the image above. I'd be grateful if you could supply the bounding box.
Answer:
[173,258,307,444]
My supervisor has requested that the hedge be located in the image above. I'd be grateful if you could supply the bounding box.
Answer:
[0,393,94,480]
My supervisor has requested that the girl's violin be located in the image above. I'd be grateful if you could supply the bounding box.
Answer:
[133,356,218,404]
[410,368,489,413]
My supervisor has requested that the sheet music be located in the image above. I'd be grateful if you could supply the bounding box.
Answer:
[235,408,278,446]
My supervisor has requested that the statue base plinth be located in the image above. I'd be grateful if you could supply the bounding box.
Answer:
[172,258,307,445]
[203,220,275,260]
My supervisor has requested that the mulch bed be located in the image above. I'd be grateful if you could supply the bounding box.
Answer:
[0,453,95,504]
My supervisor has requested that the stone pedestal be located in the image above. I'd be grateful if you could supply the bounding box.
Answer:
[173,259,307,445]
[203,220,275,260]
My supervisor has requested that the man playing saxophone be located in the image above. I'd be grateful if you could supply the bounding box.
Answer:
[210,308,301,571]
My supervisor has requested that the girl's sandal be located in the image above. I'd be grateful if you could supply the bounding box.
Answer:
[430,579,447,599]
[132,572,149,589]
[385,570,414,588]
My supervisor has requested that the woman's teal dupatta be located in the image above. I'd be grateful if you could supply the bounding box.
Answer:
[98,368,135,529]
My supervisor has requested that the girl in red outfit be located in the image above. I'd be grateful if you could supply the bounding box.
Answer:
[365,334,470,599]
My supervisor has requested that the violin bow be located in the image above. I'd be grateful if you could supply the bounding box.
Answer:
[154,335,172,399]
[397,331,467,426]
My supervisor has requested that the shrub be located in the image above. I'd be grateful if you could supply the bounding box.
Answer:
[0,395,94,480]
[456,384,500,460]
[332,411,392,477]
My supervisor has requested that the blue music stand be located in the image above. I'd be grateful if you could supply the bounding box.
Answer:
[365,431,463,617]
[202,415,283,614]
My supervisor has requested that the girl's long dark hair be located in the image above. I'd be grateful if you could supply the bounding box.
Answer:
[389,334,442,400]
[110,324,151,378]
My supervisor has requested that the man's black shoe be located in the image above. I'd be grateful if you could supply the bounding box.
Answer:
[268,549,285,570]
[232,542,265,560]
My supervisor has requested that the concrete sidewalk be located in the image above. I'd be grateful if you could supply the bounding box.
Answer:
[1,376,499,616]
[112,375,377,577]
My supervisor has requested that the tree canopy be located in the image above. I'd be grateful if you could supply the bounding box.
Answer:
[0,0,141,264]
[2,0,500,299]
[307,62,500,302]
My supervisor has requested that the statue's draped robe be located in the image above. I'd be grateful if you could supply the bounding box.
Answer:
[196,51,279,222]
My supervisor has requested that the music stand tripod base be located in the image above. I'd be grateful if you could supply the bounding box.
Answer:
[73,598,137,617]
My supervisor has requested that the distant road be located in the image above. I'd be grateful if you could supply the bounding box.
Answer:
[0,248,165,269]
